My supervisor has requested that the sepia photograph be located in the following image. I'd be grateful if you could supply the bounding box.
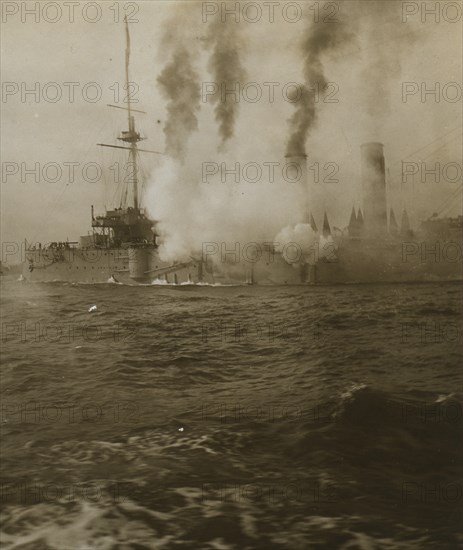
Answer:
[1,0,462,548]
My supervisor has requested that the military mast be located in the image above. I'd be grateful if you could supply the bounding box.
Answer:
[121,15,140,210]
[93,16,165,252]
[98,17,161,210]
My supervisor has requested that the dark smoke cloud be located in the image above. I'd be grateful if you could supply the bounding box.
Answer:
[206,17,247,149]
[286,86,316,157]
[286,10,352,156]
[157,46,201,160]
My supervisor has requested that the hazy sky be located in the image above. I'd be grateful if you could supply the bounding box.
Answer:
[1,0,462,258]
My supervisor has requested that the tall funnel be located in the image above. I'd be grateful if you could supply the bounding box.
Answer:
[361,143,388,237]
[285,154,308,223]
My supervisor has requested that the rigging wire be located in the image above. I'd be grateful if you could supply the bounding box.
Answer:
[389,124,462,169]
[387,131,463,187]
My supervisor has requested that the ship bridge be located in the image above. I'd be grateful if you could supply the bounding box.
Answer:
[91,206,157,247]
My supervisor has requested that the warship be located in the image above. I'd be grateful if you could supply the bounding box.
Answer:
[23,18,213,286]
[295,143,463,285]
[203,142,462,285]
[22,22,462,286]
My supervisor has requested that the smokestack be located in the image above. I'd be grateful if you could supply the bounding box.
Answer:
[285,154,308,223]
[361,142,388,237]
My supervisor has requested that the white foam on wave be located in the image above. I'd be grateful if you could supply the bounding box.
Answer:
[435,393,457,403]
[1,499,177,550]
[339,383,368,400]
[150,278,170,285]
[106,276,122,284]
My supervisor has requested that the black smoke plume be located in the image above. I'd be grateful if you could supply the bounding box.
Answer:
[157,46,201,160]
[206,17,247,149]
[286,7,352,157]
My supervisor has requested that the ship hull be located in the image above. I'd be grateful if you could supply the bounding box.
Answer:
[203,236,463,285]
[315,237,463,284]
[22,247,213,285]
[22,237,462,286]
